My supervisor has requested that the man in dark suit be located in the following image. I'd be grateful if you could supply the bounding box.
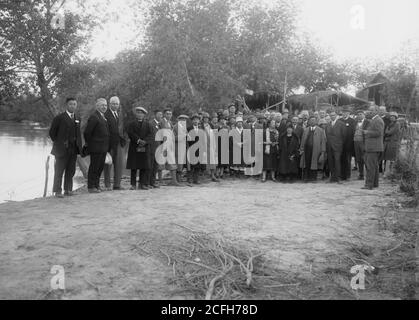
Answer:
[103,96,126,190]
[148,109,163,188]
[325,110,346,183]
[339,107,356,181]
[84,98,110,193]
[362,105,384,190]
[49,97,83,198]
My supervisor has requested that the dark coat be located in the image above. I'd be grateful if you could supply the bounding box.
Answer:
[126,119,154,170]
[325,120,346,153]
[339,117,356,154]
[364,115,384,153]
[383,121,400,160]
[104,109,126,150]
[49,112,83,157]
[83,111,110,154]
[262,128,279,171]
[300,126,327,170]
[277,119,289,137]
[291,124,304,143]
[187,124,205,169]
[278,133,300,175]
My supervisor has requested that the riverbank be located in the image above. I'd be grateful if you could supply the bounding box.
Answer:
[0,177,417,300]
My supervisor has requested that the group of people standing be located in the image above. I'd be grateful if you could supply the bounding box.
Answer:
[48,96,401,197]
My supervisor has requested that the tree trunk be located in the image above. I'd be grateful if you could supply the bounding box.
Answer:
[37,71,57,119]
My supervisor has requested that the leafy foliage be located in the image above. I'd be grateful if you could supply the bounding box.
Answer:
[0,0,94,118]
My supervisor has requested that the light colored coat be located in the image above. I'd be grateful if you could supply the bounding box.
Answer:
[300,126,327,170]
[364,115,384,153]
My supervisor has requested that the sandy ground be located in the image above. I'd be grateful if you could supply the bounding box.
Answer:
[0,176,417,300]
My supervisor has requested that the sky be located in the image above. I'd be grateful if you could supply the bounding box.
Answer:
[297,0,419,62]
[76,0,419,62]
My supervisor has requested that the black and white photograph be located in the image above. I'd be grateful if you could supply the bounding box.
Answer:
[0,0,418,306]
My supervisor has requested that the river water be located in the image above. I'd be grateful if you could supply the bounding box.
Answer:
[0,121,83,203]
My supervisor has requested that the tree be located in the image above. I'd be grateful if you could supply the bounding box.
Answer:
[0,0,94,118]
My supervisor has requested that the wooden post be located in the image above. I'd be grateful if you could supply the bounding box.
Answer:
[43,155,50,197]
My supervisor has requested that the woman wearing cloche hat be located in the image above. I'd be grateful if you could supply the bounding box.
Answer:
[382,111,400,178]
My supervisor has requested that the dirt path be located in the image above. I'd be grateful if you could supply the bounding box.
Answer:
[0,177,416,300]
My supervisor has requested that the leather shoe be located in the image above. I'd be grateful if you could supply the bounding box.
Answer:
[55,192,64,198]
[139,185,149,190]
[64,191,73,196]
[150,184,160,189]
[113,186,124,190]
[88,188,101,194]
[361,186,373,190]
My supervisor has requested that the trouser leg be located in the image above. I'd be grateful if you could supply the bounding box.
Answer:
[340,150,351,180]
[365,152,378,188]
[130,169,138,187]
[63,153,77,192]
[88,153,104,189]
[334,150,342,182]
[53,155,68,193]
[373,153,380,187]
[140,169,149,186]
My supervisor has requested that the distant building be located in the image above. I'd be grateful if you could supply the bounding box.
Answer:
[287,90,369,113]
[356,72,390,106]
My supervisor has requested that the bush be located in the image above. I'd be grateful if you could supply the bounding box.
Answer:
[391,125,419,203]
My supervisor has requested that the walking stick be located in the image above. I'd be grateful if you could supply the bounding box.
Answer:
[43,155,50,197]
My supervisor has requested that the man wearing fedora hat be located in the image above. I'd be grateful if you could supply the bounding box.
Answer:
[339,106,356,181]
[126,105,153,190]
[325,110,346,184]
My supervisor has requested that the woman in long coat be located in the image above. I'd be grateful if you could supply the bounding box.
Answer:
[262,119,279,182]
[278,125,300,181]
[126,106,154,190]
[383,111,401,177]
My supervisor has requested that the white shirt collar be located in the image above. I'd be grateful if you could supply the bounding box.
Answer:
[66,110,74,119]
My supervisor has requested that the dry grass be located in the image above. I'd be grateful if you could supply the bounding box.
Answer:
[155,225,304,300]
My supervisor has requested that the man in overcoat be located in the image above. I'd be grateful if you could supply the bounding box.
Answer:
[84,98,110,193]
[126,106,154,190]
